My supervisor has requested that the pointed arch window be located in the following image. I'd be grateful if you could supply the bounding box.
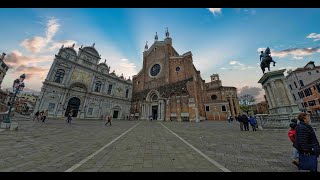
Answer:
[94,81,102,92]
[54,69,65,83]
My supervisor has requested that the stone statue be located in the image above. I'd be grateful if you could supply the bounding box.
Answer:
[260,47,276,74]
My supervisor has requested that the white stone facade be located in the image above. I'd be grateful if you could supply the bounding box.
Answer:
[286,61,320,111]
[33,44,133,119]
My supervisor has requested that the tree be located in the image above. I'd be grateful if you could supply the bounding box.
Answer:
[239,94,256,115]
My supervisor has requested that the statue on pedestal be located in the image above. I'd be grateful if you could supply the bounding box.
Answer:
[260,47,276,74]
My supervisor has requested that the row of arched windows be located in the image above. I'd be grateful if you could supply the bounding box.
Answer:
[54,69,130,98]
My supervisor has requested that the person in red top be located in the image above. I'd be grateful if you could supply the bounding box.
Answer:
[288,119,299,167]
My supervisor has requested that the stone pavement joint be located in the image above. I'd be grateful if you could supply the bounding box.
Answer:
[64,121,142,172]
[158,122,231,172]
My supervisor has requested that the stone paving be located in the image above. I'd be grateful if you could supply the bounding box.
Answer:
[0,117,319,172]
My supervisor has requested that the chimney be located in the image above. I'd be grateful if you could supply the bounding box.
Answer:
[1,53,6,60]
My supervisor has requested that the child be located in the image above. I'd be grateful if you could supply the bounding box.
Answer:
[288,119,299,167]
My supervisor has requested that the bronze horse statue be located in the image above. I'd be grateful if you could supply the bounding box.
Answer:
[260,47,276,74]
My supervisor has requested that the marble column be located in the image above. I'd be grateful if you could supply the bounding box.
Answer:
[157,101,161,120]
[263,86,273,109]
[45,60,57,81]
[176,97,182,121]
[267,83,277,108]
[270,80,281,106]
[281,78,296,105]
[142,104,145,119]
[165,99,170,121]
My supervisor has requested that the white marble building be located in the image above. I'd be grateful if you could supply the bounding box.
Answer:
[33,44,133,119]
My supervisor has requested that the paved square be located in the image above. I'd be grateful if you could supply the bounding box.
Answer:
[0,118,319,172]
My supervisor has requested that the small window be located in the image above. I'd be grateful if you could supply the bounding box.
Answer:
[125,89,129,98]
[94,81,102,92]
[48,103,55,112]
[316,70,319,73]
[107,84,113,95]
[301,103,304,108]
[299,80,304,87]
[87,108,93,115]
[289,84,293,90]
[54,69,65,83]
[176,67,180,72]
[294,82,297,88]
[205,106,210,112]
[292,94,296,101]
[211,94,217,100]
[221,105,226,112]
[308,72,311,75]
[137,81,140,85]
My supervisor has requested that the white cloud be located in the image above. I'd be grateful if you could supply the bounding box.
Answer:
[220,67,227,70]
[208,8,222,15]
[257,47,320,60]
[21,17,60,53]
[307,33,320,41]
[228,60,254,70]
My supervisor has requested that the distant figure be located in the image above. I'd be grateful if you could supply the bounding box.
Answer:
[294,113,320,172]
[150,115,153,121]
[39,110,44,122]
[105,115,112,126]
[230,116,233,122]
[42,110,48,123]
[242,114,249,131]
[288,119,299,167]
[33,111,40,121]
[249,116,257,131]
[67,110,73,124]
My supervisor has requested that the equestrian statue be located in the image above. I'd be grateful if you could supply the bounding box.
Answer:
[260,47,276,74]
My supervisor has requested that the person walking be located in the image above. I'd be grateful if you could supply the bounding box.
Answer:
[242,114,249,131]
[105,115,112,126]
[249,115,257,131]
[33,111,40,121]
[288,119,299,167]
[67,110,73,124]
[42,110,48,123]
[39,110,44,122]
[237,114,243,131]
[294,113,320,172]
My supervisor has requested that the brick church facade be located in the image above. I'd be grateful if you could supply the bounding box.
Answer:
[131,29,240,122]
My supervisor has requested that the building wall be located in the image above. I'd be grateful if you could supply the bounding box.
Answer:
[34,45,133,119]
[0,53,9,87]
[286,62,320,112]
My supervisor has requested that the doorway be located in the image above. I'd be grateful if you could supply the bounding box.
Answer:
[113,110,119,119]
[65,97,80,117]
[152,105,158,120]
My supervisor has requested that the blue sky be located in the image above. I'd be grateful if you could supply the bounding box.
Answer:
[1,8,320,101]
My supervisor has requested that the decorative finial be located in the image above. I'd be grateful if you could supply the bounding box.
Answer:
[61,44,64,49]
[104,59,107,64]
[81,45,83,48]
[165,27,169,38]
[155,32,158,41]
[72,43,75,48]
[145,41,148,50]
[93,43,95,47]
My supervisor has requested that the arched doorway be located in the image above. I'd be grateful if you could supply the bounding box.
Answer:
[65,97,81,117]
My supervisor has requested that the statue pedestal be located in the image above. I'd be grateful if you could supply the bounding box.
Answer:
[257,69,300,128]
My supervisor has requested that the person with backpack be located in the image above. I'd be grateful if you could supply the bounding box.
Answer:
[242,114,249,131]
[42,110,48,123]
[105,115,112,126]
[288,119,299,167]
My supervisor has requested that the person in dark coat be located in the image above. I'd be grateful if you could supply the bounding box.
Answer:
[237,114,243,131]
[242,114,249,131]
[294,113,320,172]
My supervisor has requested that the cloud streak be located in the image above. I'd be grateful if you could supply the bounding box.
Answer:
[20,17,60,53]
[208,8,222,15]
[307,33,320,41]
[220,60,254,71]
[257,47,320,60]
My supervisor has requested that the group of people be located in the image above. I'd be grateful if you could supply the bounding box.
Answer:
[233,114,257,131]
[32,110,48,123]
[288,112,320,172]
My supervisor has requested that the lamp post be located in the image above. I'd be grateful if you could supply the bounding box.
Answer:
[3,74,26,124]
